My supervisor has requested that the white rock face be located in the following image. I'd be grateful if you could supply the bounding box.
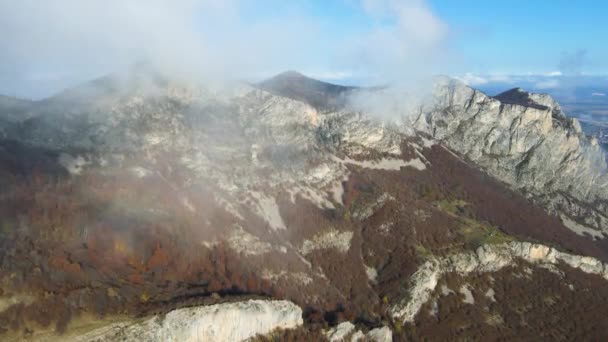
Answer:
[325,322,356,341]
[301,228,353,255]
[365,265,378,282]
[250,192,287,231]
[325,322,393,342]
[485,288,496,302]
[363,326,393,342]
[459,284,475,304]
[73,300,303,342]
[391,242,608,323]
[336,155,424,171]
[413,78,608,236]
[227,225,273,256]
[352,192,395,221]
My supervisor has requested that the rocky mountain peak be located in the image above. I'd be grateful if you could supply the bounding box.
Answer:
[421,78,608,237]
[493,87,549,110]
[493,86,567,120]
[257,71,358,111]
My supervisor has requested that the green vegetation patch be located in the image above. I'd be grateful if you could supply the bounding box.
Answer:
[436,199,514,250]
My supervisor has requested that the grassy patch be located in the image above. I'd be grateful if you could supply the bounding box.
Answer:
[414,244,434,260]
[436,199,514,249]
[0,221,11,239]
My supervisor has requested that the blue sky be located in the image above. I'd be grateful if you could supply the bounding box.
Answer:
[0,0,606,98]
[429,0,608,75]
[232,0,608,75]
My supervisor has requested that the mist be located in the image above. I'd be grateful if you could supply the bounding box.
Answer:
[0,0,452,99]
[559,49,588,76]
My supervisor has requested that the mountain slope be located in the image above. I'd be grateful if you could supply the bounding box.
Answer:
[414,78,608,239]
[0,70,607,340]
[257,71,358,111]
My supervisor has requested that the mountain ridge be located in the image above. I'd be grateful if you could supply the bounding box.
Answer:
[256,70,359,111]
[1,70,608,340]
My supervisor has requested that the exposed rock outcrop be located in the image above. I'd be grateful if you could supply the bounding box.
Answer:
[325,321,393,342]
[414,79,608,236]
[325,321,356,341]
[391,241,608,323]
[72,300,303,342]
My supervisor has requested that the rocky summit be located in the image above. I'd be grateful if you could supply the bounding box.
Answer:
[0,69,608,341]
[415,80,608,238]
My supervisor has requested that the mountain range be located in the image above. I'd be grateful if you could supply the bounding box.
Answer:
[0,68,607,341]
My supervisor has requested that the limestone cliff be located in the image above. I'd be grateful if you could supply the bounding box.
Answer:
[414,78,608,236]
[71,300,302,342]
[391,241,608,323]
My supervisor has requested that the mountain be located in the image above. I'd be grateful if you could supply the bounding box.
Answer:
[0,69,608,341]
[0,95,32,117]
[0,95,33,139]
[578,119,608,150]
[416,81,608,240]
[257,70,359,110]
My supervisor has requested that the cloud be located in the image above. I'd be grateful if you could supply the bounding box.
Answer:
[592,92,606,97]
[0,0,451,98]
[304,71,355,82]
[0,1,329,94]
[486,74,519,83]
[341,0,451,123]
[348,0,449,83]
[454,73,529,86]
[456,73,488,86]
[558,49,587,76]
[544,71,563,77]
[534,79,560,89]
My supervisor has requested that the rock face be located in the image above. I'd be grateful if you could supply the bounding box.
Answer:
[73,300,303,342]
[391,241,608,323]
[325,321,393,342]
[325,321,356,341]
[414,79,608,236]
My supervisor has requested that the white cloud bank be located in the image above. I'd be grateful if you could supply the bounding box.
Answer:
[534,78,560,89]
[0,0,451,98]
